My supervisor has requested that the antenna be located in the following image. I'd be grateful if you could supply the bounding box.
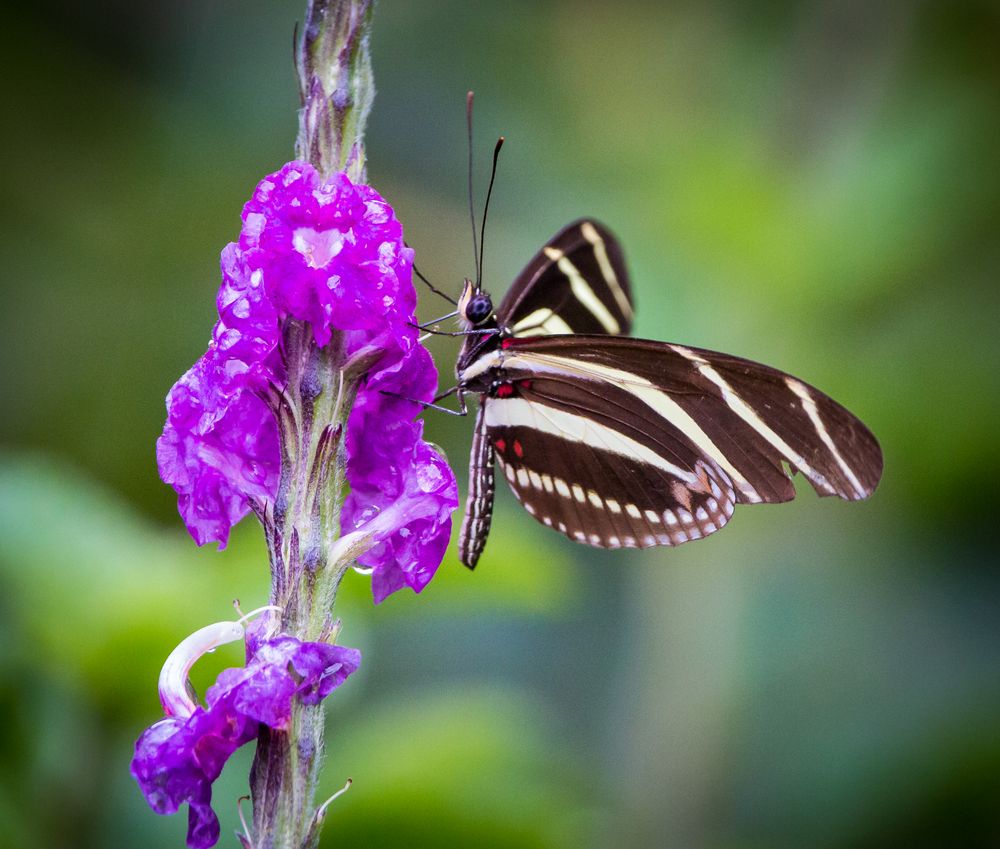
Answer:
[466,91,479,288]
[477,136,505,291]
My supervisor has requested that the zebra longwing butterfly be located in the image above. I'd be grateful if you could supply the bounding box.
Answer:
[452,218,883,569]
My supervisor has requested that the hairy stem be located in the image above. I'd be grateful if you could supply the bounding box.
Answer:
[250,322,365,849]
[296,0,375,182]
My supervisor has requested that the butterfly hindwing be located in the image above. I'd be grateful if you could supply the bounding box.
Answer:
[485,385,737,549]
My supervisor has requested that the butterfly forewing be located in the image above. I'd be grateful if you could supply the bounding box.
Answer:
[692,347,883,500]
[500,219,634,338]
[487,336,883,510]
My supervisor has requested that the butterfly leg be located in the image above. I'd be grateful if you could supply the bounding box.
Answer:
[410,324,502,339]
[378,385,470,417]
[413,311,459,330]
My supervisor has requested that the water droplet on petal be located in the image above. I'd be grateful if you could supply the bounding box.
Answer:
[415,463,444,492]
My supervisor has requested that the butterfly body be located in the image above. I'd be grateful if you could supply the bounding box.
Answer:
[454,219,882,568]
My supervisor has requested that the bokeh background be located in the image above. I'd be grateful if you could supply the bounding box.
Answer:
[1,1,998,847]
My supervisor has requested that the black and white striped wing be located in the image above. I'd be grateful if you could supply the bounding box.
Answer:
[472,335,882,551]
[499,219,634,337]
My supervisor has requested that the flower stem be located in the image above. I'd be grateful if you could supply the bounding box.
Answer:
[296,0,376,182]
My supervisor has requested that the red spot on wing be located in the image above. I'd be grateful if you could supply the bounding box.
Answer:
[513,440,524,458]
[519,379,533,390]
[495,438,506,453]
[501,336,533,350]
[496,383,514,398]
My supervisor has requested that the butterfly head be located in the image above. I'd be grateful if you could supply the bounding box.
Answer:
[458,278,494,327]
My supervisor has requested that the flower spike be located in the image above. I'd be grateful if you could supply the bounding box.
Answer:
[141,5,450,848]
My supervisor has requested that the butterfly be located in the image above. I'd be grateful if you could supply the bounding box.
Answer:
[449,218,883,568]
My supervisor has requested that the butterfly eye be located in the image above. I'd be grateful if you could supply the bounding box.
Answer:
[465,294,493,325]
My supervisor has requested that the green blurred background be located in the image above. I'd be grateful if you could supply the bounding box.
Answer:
[1,1,998,847]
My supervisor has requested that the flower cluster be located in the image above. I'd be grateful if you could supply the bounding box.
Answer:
[156,162,457,600]
[131,619,361,848]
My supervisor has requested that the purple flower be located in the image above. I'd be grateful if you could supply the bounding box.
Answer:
[156,162,458,599]
[343,342,459,601]
[131,618,361,849]
[241,166,415,348]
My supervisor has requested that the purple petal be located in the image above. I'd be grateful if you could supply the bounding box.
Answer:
[186,783,221,849]
[156,354,279,548]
